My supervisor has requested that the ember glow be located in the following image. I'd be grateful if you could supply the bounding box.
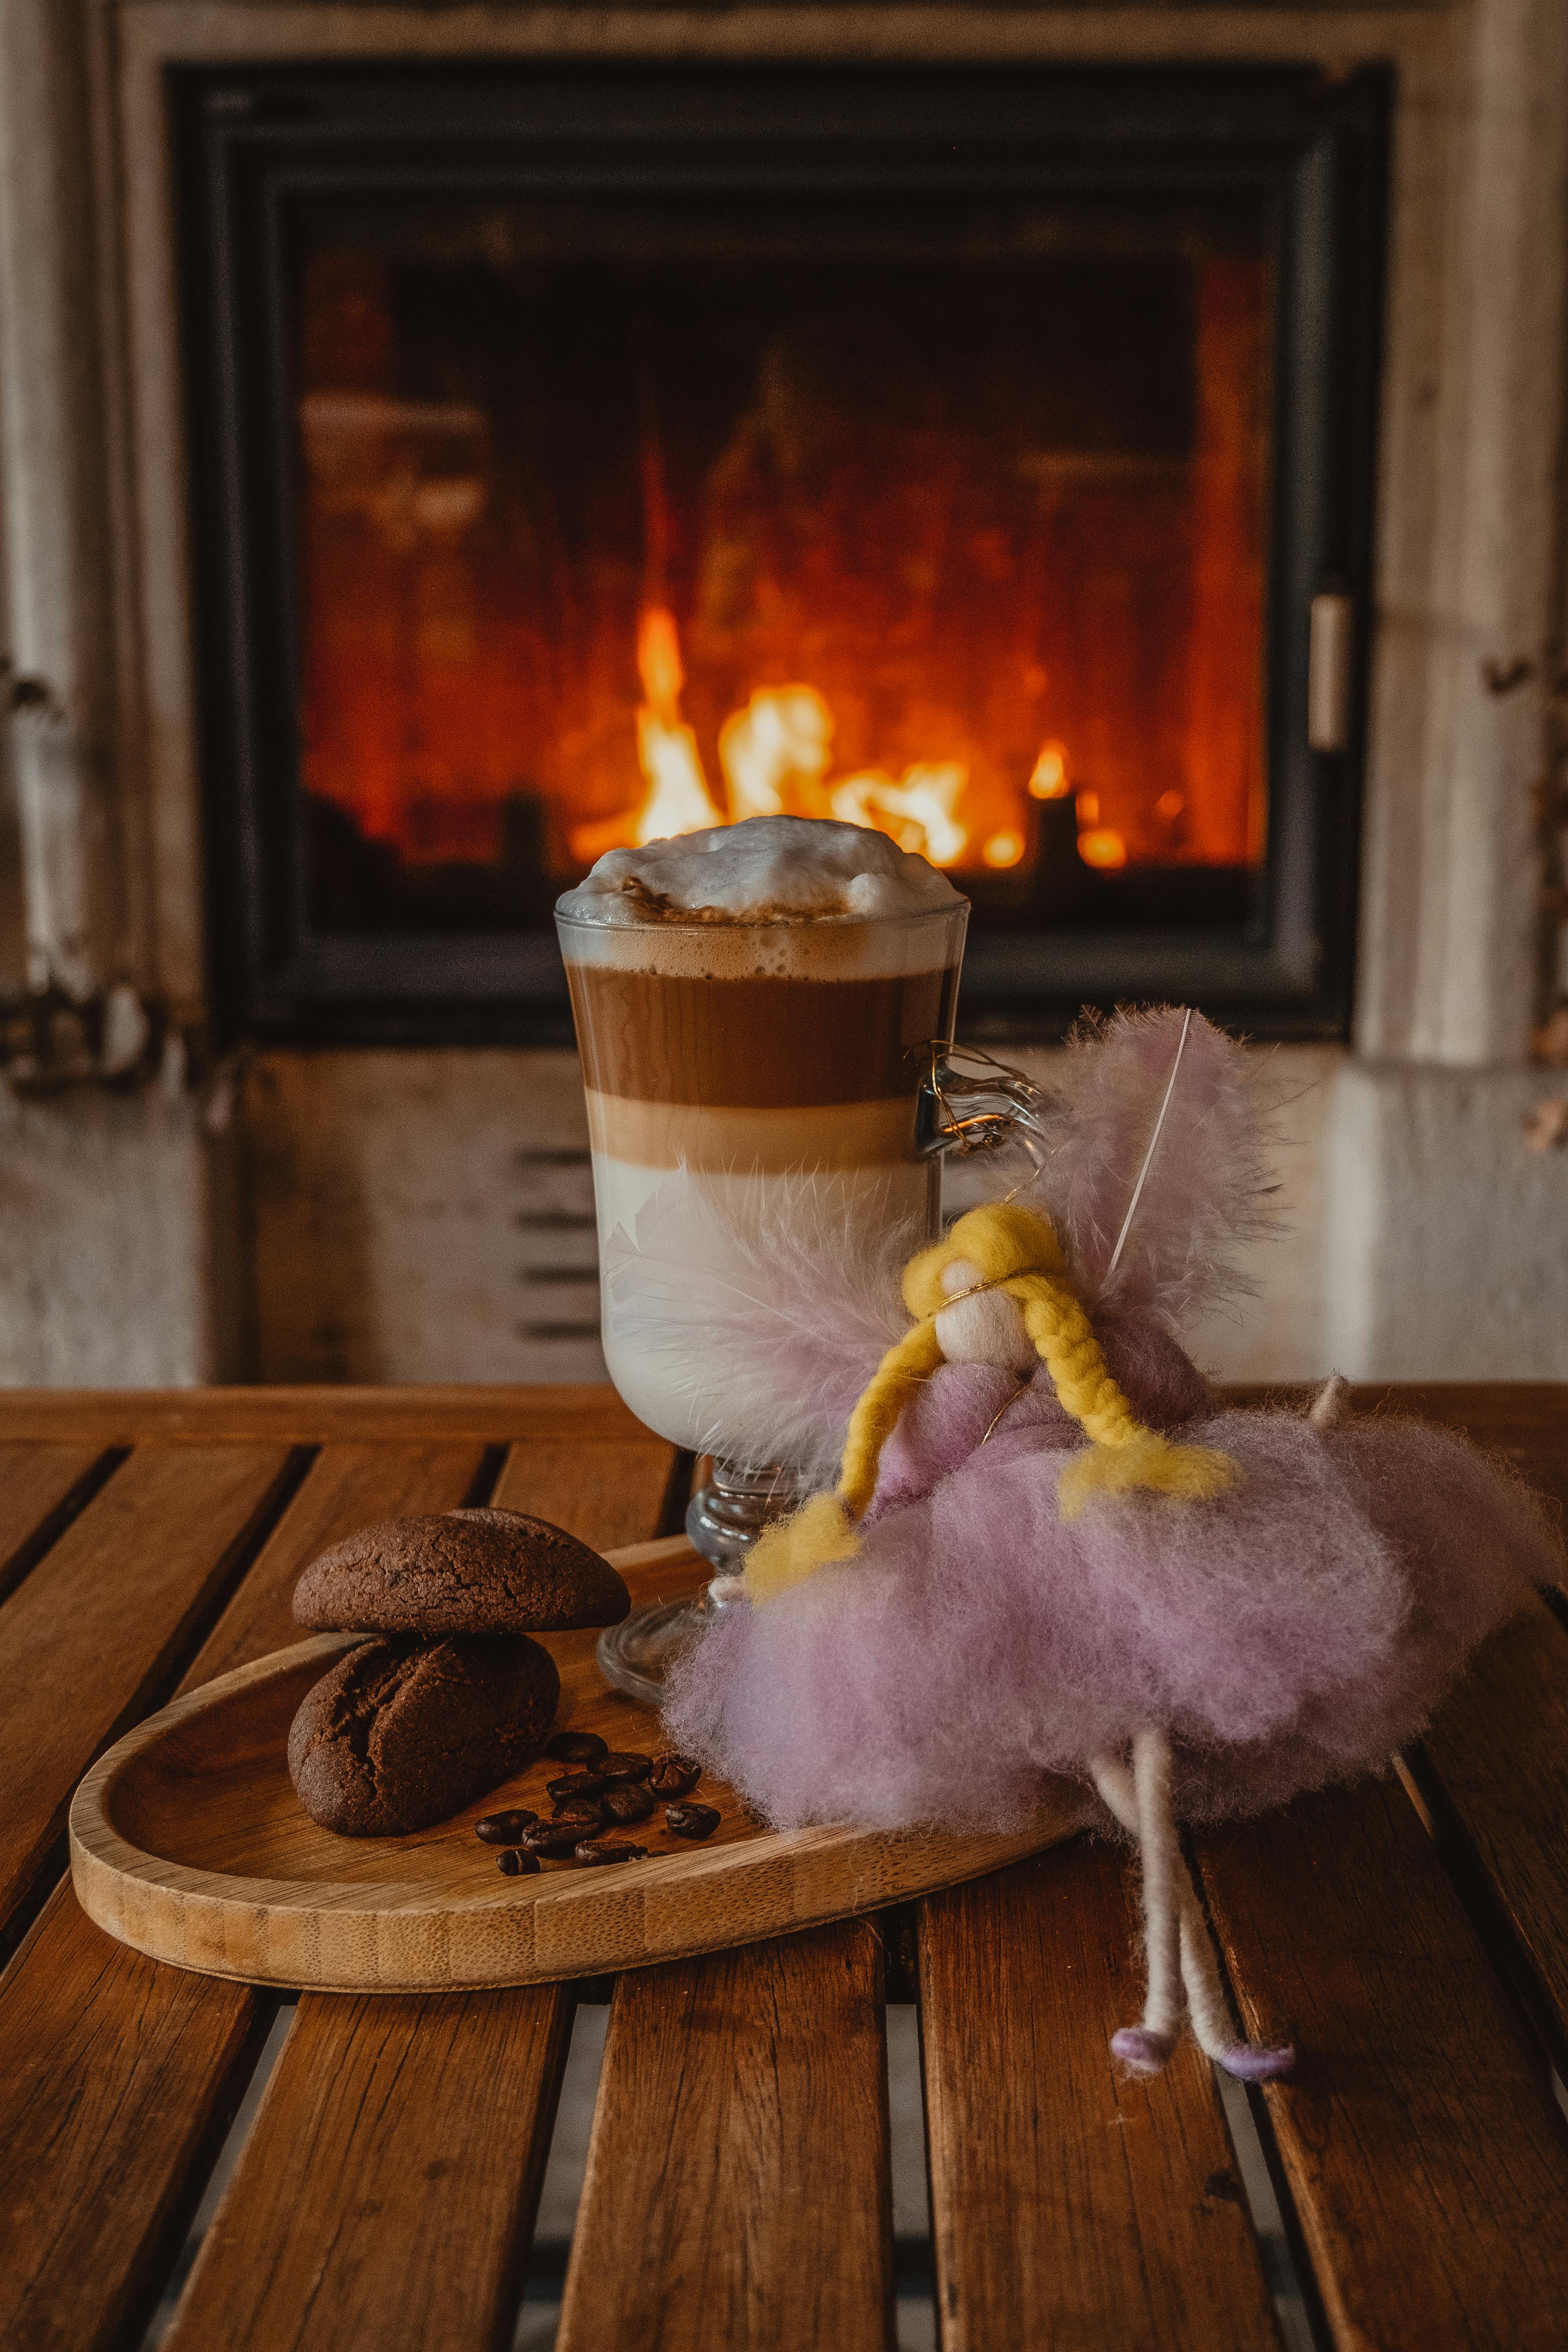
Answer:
[1029,742,1069,800]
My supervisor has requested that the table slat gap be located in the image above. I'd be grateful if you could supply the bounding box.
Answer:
[0,1881,280,2352]
[154,1426,681,2350]
[1400,1748,1568,2089]
[1540,1580,1568,1637]
[0,1439,495,2352]
[159,1985,576,2352]
[176,1440,492,1693]
[0,1850,73,1986]
[463,1440,511,1509]
[557,1922,896,2352]
[919,1842,1283,2352]
[656,1446,699,1539]
[4,1382,1564,2352]
[1403,1591,1568,2067]
[1195,1776,1568,2352]
[490,1433,681,1558]
[0,1445,310,1941]
[0,1444,128,1613]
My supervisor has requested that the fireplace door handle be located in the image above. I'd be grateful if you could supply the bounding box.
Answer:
[1308,593,1355,752]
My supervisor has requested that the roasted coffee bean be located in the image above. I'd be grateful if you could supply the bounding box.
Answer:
[521,1824,588,1860]
[475,1808,539,1846]
[665,1802,721,1841]
[601,1782,655,1826]
[551,1801,604,1835]
[596,1752,651,1784]
[574,1841,646,1866]
[546,1730,609,1765]
[648,1752,701,1799]
[496,1847,540,1877]
[547,1771,605,1804]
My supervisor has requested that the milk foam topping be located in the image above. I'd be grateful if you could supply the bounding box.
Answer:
[556,817,963,925]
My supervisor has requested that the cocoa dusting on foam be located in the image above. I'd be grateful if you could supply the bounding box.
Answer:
[555,815,962,928]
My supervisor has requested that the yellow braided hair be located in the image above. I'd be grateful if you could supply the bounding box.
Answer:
[745,1201,1239,1603]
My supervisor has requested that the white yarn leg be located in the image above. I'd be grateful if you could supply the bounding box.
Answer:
[1086,1749,1138,1838]
[1310,1373,1348,1429]
[1089,1746,1295,2082]
[1177,1905,1242,2060]
[1130,1727,1182,2049]
[1089,1731,1182,2075]
[1177,1903,1295,2080]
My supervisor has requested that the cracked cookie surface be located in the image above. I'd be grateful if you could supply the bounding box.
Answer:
[287,1631,559,1835]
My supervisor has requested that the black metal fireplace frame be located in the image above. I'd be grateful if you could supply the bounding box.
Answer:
[173,59,1389,1047]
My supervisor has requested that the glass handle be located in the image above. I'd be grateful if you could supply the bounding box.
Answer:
[913,1040,1057,1170]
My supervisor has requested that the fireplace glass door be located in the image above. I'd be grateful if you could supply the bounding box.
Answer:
[176,64,1387,1040]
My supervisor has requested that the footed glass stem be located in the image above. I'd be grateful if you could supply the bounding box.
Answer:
[595,1458,800,1705]
[684,1458,801,1572]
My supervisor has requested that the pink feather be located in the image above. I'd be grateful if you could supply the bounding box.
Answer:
[1040,1006,1277,1325]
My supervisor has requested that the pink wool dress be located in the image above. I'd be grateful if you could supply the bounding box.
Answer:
[663,1310,1558,1832]
[644,1006,1564,2077]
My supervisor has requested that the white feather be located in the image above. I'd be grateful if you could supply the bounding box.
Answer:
[602,1170,913,1481]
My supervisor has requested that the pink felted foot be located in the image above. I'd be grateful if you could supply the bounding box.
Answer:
[1111,2026,1175,2076]
[1216,2042,1295,2081]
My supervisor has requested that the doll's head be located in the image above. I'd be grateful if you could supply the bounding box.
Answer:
[745,1200,1242,1603]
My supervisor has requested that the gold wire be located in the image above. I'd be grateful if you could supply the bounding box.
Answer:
[977,1377,1031,1447]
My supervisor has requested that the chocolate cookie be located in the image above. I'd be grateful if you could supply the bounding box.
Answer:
[287,1632,560,1836]
[292,1507,630,1638]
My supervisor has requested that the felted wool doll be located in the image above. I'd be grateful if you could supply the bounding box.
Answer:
[651,1007,1564,2079]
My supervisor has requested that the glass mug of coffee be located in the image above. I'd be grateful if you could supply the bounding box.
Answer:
[556,820,1049,1698]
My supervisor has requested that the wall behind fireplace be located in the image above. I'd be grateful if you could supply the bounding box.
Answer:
[3,0,1568,1387]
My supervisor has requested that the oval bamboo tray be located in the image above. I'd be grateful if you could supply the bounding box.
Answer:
[69,1537,1090,1992]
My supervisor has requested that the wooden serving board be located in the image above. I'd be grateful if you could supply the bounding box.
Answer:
[69,1535,1090,1991]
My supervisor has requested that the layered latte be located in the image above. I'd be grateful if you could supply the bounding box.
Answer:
[556,819,968,1449]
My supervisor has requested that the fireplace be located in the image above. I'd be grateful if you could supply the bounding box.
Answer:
[175,60,1387,1045]
[2,0,1564,1394]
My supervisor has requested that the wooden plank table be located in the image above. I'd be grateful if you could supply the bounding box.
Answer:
[1,1382,1566,2352]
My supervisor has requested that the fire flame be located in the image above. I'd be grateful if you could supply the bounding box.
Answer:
[631,609,725,842]
[569,605,1086,876]
[719,685,833,822]
[829,764,968,868]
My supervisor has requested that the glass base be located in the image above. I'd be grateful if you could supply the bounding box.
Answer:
[595,1593,709,1707]
[595,1458,800,1705]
